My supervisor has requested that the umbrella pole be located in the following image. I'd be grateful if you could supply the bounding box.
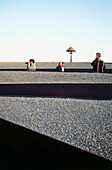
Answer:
[70,52,72,63]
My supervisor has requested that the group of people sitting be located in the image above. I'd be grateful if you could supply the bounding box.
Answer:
[26,52,106,73]
[26,59,65,72]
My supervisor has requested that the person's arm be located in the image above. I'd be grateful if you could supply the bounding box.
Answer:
[102,62,106,72]
[91,58,97,67]
[27,62,31,70]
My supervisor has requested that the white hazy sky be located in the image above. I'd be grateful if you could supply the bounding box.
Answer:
[0,0,112,62]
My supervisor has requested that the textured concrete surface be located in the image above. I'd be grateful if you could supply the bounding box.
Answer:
[0,71,112,84]
[0,62,93,69]
[0,97,111,161]
[0,62,111,162]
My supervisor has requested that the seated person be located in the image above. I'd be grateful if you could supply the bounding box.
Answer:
[56,61,64,72]
[26,59,36,71]
[91,53,106,73]
[61,62,64,72]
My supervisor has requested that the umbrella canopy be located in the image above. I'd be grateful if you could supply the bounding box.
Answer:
[66,47,76,63]
[66,47,76,52]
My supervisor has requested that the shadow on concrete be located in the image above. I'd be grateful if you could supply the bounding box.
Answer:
[0,68,112,73]
[0,118,112,170]
[0,83,112,99]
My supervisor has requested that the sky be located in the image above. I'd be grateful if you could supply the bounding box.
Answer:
[0,0,112,62]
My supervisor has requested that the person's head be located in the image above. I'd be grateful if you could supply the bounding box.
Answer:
[59,61,62,66]
[62,62,64,67]
[29,59,35,64]
[96,53,101,61]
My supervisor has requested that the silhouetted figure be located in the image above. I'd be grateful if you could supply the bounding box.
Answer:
[91,53,106,72]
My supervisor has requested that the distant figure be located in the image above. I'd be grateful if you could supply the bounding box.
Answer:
[26,59,36,71]
[61,62,64,72]
[56,61,64,72]
[91,53,106,72]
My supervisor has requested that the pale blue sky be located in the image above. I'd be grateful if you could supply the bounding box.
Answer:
[0,0,112,62]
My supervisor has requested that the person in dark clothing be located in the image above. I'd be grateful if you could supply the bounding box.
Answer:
[56,61,62,71]
[91,53,106,72]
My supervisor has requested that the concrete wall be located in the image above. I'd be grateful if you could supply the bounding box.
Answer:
[0,118,111,169]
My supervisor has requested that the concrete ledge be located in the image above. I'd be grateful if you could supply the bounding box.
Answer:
[0,62,112,73]
[0,83,112,99]
[0,68,112,73]
[0,68,93,72]
[0,118,111,169]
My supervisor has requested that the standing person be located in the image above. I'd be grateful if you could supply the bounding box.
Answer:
[26,59,36,71]
[91,53,106,72]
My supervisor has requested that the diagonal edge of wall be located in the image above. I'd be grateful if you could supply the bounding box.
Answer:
[0,118,112,169]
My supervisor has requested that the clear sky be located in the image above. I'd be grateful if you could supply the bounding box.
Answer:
[0,0,112,62]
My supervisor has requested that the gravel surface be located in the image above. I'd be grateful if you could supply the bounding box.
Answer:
[0,96,112,160]
[0,71,112,83]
